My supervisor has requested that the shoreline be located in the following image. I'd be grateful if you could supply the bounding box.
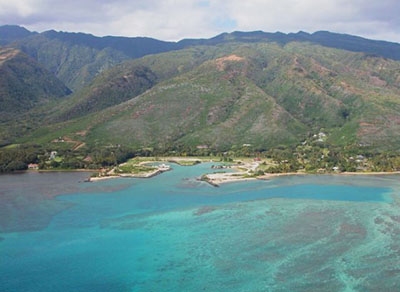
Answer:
[88,170,163,182]
[87,163,171,182]
[202,171,307,186]
[22,159,400,185]
[201,170,400,187]
[87,166,400,185]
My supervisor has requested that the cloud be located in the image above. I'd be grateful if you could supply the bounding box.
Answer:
[223,0,400,41]
[0,0,399,43]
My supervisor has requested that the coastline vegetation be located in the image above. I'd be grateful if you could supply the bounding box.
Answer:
[2,139,400,177]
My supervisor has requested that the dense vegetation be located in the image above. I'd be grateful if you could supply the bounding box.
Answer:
[1,26,400,173]
[29,42,399,152]
[2,141,400,174]
[0,48,71,119]
[3,25,400,91]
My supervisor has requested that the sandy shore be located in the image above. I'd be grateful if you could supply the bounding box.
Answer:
[88,164,170,182]
[88,171,162,182]
[87,157,400,185]
[202,161,260,186]
[340,171,400,176]
[203,171,305,186]
[87,157,211,182]
[203,170,400,186]
[203,172,256,185]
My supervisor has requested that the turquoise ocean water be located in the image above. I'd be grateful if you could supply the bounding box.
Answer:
[1,163,400,291]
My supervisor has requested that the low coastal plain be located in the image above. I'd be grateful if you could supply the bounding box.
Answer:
[87,156,400,186]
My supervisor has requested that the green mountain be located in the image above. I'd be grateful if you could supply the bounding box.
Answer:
[2,26,400,170]
[2,26,177,91]
[180,30,400,61]
[0,47,71,145]
[0,25,36,45]
[9,33,129,91]
[16,41,400,154]
[50,47,222,121]
[2,25,400,93]
[0,47,71,118]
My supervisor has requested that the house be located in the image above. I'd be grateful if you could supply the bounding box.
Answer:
[317,132,327,142]
[50,151,57,160]
[83,156,93,162]
[355,155,365,163]
[28,163,39,170]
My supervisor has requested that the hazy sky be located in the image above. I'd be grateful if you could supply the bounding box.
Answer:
[1,0,400,43]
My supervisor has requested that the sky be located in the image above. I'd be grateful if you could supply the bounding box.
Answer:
[1,0,400,43]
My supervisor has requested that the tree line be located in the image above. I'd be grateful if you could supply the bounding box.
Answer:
[1,142,400,173]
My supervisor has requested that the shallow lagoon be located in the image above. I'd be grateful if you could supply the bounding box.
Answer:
[1,163,400,291]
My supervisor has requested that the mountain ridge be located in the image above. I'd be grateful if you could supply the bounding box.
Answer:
[3,25,400,60]
[2,25,400,92]
[15,41,400,152]
[2,25,400,172]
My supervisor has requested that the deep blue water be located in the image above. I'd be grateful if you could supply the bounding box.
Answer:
[0,164,398,291]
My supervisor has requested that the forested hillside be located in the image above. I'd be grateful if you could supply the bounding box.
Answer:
[2,25,400,91]
[0,47,71,145]
[1,26,400,172]
[13,41,400,152]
